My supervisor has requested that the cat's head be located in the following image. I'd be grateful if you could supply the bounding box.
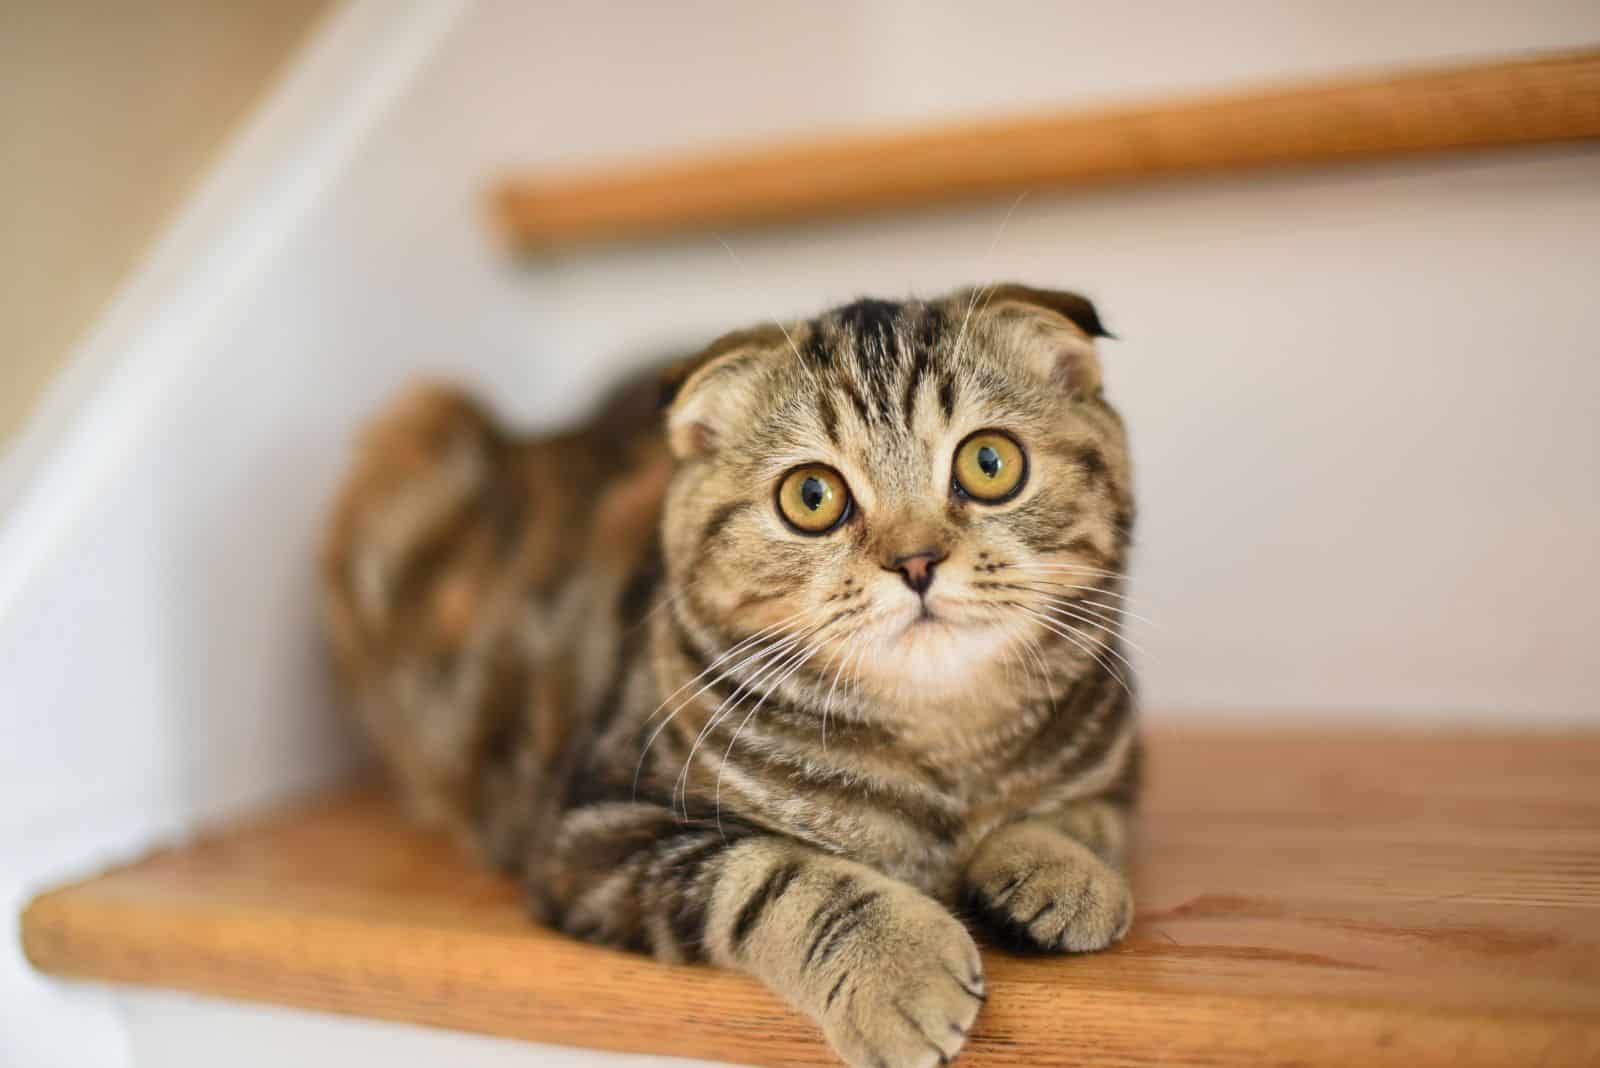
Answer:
[660,285,1133,719]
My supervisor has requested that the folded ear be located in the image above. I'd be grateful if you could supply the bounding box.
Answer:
[961,284,1112,396]
[659,324,789,459]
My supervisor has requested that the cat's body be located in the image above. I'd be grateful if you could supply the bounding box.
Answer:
[323,286,1139,1068]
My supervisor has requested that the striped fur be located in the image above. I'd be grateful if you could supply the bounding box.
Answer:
[323,285,1140,1068]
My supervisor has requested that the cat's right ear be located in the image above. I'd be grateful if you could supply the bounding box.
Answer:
[957,284,1112,398]
[659,325,786,459]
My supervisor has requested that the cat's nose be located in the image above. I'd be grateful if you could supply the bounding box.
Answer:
[889,549,947,595]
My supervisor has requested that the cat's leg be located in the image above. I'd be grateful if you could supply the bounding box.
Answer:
[962,799,1134,953]
[534,802,985,1068]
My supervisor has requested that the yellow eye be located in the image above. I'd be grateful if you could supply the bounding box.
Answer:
[953,430,1027,502]
[777,465,852,534]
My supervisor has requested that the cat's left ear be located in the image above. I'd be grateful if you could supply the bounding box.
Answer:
[659,325,787,459]
[964,284,1113,396]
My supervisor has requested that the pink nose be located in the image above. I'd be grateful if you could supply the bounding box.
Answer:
[890,549,946,595]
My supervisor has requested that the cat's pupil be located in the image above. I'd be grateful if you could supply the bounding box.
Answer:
[801,477,826,511]
[977,445,1001,478]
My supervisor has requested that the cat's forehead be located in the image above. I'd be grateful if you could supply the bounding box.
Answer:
[804,297,944,376]
[762,300,944,465]
[766,298,1030,458]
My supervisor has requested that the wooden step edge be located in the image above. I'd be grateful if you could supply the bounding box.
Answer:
[22,869,1598,1068]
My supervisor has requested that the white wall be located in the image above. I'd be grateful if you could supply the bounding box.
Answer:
[311,0,1600,720]
[4,2,1600,1065]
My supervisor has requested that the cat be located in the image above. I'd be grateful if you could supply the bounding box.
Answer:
[321,284,1139,1068]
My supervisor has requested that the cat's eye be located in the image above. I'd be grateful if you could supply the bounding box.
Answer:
[952,430,1027,503]
[776,465,852,534]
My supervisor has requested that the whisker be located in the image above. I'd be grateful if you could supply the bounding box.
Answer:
[1010,562,1132,583]
[1000,618,1040,703]
[820,632,868,753]
[1018,632,1057,713]
[1001,574,1136,601]
[633,608,821,798]
[1017,606,1135,698]
[674,616,831,815]
[716,237,821,393]
[1045,596,1152,633]
[976,602,1058,715]
[951,193,1028,366]
[628,570,709,631]
[640,633,793,802]
[673,627,815,758]
[641,608,813,728]
[714,633,830,835]
[1029,600,1157,665]
[1000,581,1160,630]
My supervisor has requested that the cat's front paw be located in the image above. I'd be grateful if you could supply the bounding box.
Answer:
[816,891,985,1068]
[966,823,1132,953]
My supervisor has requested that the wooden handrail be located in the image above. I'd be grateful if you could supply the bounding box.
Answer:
[491,48,1600,250]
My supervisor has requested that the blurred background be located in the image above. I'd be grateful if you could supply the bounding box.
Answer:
[3,2,1598,1065]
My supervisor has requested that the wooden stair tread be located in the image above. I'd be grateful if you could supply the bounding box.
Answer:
[22,727,1600,1066]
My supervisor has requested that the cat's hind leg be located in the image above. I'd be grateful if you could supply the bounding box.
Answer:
[321,383,540,862]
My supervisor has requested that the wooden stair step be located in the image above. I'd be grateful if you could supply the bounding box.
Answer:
[21,727,1600,1066]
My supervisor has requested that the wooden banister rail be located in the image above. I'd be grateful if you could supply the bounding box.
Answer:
[491,48,1600,250]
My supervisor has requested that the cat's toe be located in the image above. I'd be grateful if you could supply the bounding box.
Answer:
[819,897,984,1068]
[968,837,1132,954]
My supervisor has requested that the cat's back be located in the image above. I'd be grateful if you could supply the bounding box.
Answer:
[320,368,672,866]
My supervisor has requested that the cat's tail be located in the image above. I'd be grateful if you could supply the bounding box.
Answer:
[321,382,541,867]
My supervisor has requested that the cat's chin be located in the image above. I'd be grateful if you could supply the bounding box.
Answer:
[851,606,1013,697]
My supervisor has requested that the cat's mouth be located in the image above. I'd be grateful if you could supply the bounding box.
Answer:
[873,599,1014,691]
[884,592,993,641]
[901,600,966,633]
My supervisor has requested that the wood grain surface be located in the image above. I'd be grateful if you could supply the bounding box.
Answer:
[490,48,1600,250]
[22,728,1600,1066]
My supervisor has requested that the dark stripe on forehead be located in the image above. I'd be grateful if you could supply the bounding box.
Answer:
[938,372,957,420]
[837,299,903,423]
[836,299,901,366]
[901,304,946,425]
[872,372,895,424]
[802,325,832,366]
[816,390,840,444]
[902,348,930,424]
[914,303,947,351]
[840,376,873,426]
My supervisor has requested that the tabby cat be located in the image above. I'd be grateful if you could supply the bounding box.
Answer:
[322,284,1139,1068]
